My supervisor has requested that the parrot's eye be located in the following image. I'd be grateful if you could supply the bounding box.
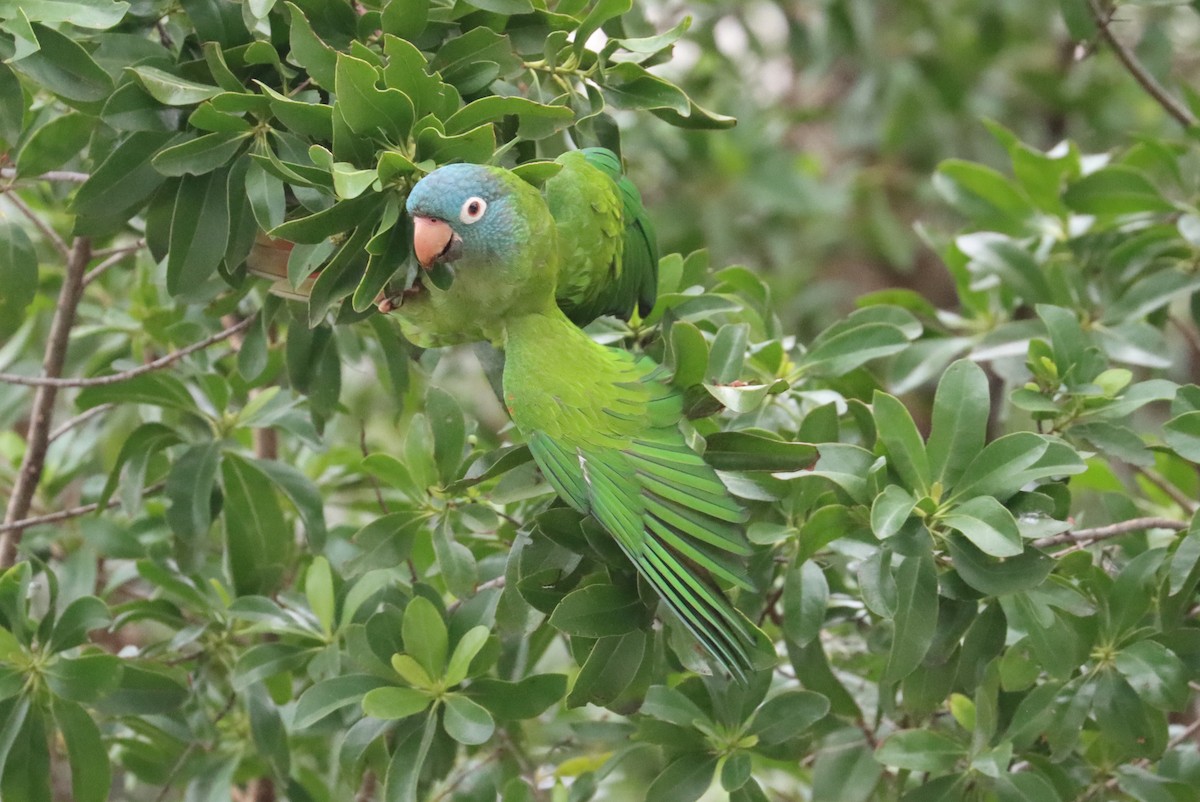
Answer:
[459,196,487,224]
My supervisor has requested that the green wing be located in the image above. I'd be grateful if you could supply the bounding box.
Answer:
[545,149,659,325]
[512,353,760,679]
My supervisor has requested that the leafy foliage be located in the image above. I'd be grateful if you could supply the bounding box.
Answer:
[2,1,1200,801]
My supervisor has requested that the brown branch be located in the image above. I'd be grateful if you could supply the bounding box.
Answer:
[1085,0,1197,128]
[0,316,255,389]
[48,404,114,442]
[0,481,165,534]
[1,237,91,568]
[0,167,89,183]
[1136,465,1199,514]
[1,187,70,258]
[83,240,144,287]
[1033,516,1188,549]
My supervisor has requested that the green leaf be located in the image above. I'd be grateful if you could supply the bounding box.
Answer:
[811,732,882,802]
[871,485,917,540]
[805,444,878,505]
[1114,640,1188,711]
[164,441,221,540]
[12,24,113,102]
[51,699,109,802]
[16,112,93,177]
[232,643,312,690]
[0,223,37,325]
[444,626,489,688]
[362,686,432,720]
[946,534,1053,596]
[1163,411,1200,461]
[442,693,495,745]
[466,674,567,720]
[44,653,122,702]
[151,131,247,176]
[883,549,938,684]
[90,661,188,714]
[294,674,390,728]
[166,167,231,294]
[641,685,711,728]
[221,453,292,596]
[703,432,816,473]
[934,159,1036,232]
[305,557,335,636]
[444,95,573,139]
[285,2,337,87]
[128,65,221,105]
[335,53,413,141]
[3,0,130,29]
[951,433,1047,502]
[943,496,1023,558]
[1063,165,1174,215]
[782,560,827,647]
[927,360,989,488]
[748,691,829,744]
[800,323,911,377]
[873,391,930,493]
[402,596,448,680]
[381,0,428,39]
[0,63,25,147]
[566,629,646,708]
[549,583,644,638]
[645,752,718,802]
[708,323,749,383]
[47,596,109,653]
[875,729,966,773]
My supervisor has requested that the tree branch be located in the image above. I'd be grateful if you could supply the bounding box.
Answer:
[0,481,164,534]
[83,240,144,287]
[0,315,255,389]
[0,167,90,183]
[1,187,70,259]
[1033,516,1188,549]
[1085,0,1197,128]
[1,237,91,568]
[1135,465,1199,514]
[48,404,113,442]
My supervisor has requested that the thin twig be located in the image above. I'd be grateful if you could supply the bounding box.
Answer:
[1085,0,1197,128]
[0,167,89,183]
[1033,516,1188,548]
[152,693,238,802]
[48,404,113,442]
[83,241,144,287]
[0,316,255,389]
[1,237,91,568]
[1,187,70,258]
[0,481,165,534]
[1136,465,1199,513]
[447,576,506,613]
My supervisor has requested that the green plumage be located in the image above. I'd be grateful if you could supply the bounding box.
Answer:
[401,156,765,679]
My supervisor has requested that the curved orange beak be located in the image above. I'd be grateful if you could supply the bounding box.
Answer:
[412,216,453,268]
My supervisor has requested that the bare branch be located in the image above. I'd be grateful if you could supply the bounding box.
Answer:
[49,404,114,442]
[1033,516,1188,549]
[0,167,90,183]
[1136,465,1199,514]
[0,315,256,389]
[1085,0,1197,128]
[1,187,70,259]
[1,237,91,568]
[0,481,164,534]
[83,240,145,287]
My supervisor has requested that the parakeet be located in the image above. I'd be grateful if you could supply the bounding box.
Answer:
[380,149,657,347]
[396,155,765,679]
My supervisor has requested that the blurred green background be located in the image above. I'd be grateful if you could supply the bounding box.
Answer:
[619,0,1194,338]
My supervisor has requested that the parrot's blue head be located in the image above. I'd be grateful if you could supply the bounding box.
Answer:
[383,162,559,346]
[405,163,525,269]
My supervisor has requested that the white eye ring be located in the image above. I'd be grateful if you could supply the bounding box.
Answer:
[459,196,487,224]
